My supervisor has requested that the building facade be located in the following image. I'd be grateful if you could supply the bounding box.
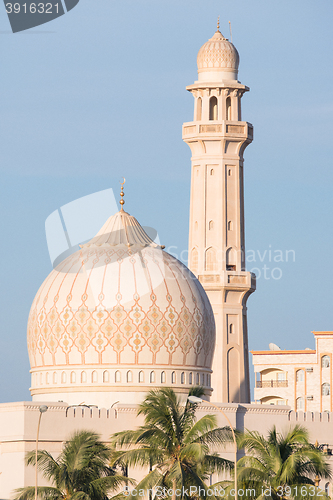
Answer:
[252,332,333,412]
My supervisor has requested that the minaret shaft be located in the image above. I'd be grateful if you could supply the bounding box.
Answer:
[183,81,255,403]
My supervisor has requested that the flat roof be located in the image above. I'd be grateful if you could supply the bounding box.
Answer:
[250,350,316,355]
[312,331,333,336]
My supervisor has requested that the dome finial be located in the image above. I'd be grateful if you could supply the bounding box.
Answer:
[120,177,126,211]
[217,15,220,32]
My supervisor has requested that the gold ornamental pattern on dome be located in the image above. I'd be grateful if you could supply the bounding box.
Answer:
[27,246,215,369]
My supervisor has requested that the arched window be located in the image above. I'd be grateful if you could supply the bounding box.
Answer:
[103,370,110,383]
[139,371,144,383]
[115,371,121,382]
[210,168,214,175]
[296,397,304,410]
[40,373,43,385]
[322,356,330,368]
[92,371,98,383]
[161,371,166,383]
[70,372,76,383]
[206,374,209,386]
[81,371,87,383]
[53,372,57,384]
[201,373,205,385]
[205,247,217,271]
[127,370,133,383]
[296,369,304,382]
[61,372,66,384]
[228,221,233,231]
[226,96,231,120]
[196,373,200,384]
[171,371,176,384]
[229,324,234,334]
[322,383,330,396]
[196,97,202,121]
[228,169,232,176]
[191,248,199,274]
[181,372,185,384]
[209,220,214,230]
[46,372,50,384]
[189,372,193,385]
[209,96,218,120]
[150,371,155,383]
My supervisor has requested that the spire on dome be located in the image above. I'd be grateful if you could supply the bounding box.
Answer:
[120,177,125,211]
[217,16,220,32]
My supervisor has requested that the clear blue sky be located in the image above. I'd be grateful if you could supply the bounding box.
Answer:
[0,0,332,403]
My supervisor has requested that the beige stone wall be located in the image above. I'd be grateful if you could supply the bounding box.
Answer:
[1,401,333,499]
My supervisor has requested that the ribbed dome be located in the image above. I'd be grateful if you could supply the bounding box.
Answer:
[27,209,215,405]
[197,29,239,82]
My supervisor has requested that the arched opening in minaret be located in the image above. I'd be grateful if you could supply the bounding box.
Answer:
[139,371,144,383]
[191,248,198,273]
[81,371,86,383]
[226,97,231,120]
[205,247,217,271]
[171,371,176,383]
[150,371,155,383]
[103,370,110,383]
[161,371,166,383]
[226,247,236,271]
[196,97,202,121]
[228,221,233,231]
[70,371,76,383]
[127,370,133,383]
[209,220,214,230]
[115,371,121,383]
[209,96,218,120]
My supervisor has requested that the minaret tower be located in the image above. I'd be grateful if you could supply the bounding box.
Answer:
[183,22,256,403]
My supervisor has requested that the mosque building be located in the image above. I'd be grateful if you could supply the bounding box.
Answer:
[0,23,333,499]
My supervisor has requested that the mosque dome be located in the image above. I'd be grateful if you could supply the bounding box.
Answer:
[197,27,239,82]
[27,203,215,406]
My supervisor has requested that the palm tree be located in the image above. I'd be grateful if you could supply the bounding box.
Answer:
[110,387,233,500]
[218,425,331,500]
[14,430,133,500]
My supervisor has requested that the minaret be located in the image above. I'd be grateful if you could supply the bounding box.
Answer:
[183,22,256,403]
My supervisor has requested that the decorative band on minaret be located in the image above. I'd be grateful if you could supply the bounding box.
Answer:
[183,23,256,403]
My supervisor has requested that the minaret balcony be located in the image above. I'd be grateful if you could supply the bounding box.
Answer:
[198,270,256,291]
[182,120,253,141]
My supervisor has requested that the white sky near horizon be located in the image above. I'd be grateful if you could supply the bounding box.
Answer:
[0,0,332,403]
